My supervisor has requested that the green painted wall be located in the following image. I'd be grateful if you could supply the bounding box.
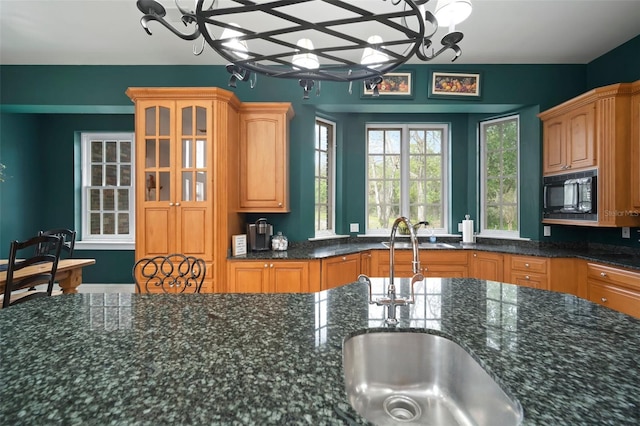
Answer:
[1,35,639,282]
[587,35,640,89]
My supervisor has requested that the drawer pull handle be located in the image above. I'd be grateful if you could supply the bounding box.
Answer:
[600,272,607,278]
[601,297,608,303]
[525,263,530,268]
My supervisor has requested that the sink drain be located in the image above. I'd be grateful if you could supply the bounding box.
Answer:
[383,395,422,422]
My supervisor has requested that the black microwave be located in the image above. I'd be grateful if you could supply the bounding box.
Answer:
[543,169,597,221]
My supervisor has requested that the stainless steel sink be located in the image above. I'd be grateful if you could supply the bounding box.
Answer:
[381,241,457,249]
[343,332,523,426]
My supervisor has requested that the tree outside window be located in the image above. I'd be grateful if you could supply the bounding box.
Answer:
[480,116,519,236]
[315,119,335,236]
[366,124,448,233]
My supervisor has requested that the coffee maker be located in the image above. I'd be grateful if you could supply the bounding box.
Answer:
[247,218,273,251]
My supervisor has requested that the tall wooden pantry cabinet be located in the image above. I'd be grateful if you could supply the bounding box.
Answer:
[126,87,244,293]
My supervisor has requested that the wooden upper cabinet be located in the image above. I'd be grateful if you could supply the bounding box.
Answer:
[631,81,640,209]
[541,102,595,174]
[238,103,294,212]
[540,81,640,227]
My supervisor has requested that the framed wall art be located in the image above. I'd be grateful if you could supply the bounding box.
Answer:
[429,71,481,99]
[361,71,414,98]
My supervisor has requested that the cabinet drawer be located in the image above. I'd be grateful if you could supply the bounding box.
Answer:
[422,250,468,265]
[511,271,548,290]
[587,280,640,318]
[587,263,640,291]
[511,256,548,273]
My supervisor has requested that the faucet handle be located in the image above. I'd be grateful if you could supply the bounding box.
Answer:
[359,274,376,305]
[405,273,424,305]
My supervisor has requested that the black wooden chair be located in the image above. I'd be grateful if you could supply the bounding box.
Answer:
[36,228,76,258]
[132,254,206,294]
[26,228,76,293]
[1,234,63,308]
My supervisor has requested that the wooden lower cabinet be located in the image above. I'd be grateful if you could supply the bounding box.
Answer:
[506,255,549,290]
[586,263,640,318]
[360,251,372,276]
[321,253,361,290]
[372,250,468,278]
[226,260,320,293]
[421,250,468,277]
[470,251,504,281]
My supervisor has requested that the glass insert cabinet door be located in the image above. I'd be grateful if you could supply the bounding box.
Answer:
[139,100,213,258]
[143,104,209,204]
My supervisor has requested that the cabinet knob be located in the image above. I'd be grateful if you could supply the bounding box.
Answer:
[270,263,274,268]
[601,297,608,303]
[600,272,607,278]
[342,256,346,261]
[175,202,180,206]
[525,275,530,280]
[473,253,477,257]
[264,264,268,268]
[169,202,174,206]
[565,165,572,169]
[525,263,530,268]
[278,202,283,207]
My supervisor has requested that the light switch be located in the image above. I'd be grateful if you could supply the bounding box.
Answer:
[543,226,551,237]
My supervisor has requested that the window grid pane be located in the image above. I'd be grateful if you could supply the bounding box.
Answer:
[314,120,334,235]
[83,133,135,241]
[367,125,447,233]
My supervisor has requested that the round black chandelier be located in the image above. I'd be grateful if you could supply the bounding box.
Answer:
[136,0,471,97]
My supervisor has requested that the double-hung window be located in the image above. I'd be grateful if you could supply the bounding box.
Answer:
[479,116,519,237]
[366,124,449,234]
[80,132,135,246]
[314,119,336,237]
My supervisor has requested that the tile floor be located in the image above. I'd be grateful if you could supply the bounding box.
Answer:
[50,283,135,293]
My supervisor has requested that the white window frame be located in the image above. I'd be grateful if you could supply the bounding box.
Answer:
[479,115,520,238]
[314,118,337,238]
[365,123,449,235]
[78,132,135,249]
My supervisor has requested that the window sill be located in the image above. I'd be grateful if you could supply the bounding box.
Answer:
[476,234,530,241]
[75,241,135,251]
[308,234,350,242]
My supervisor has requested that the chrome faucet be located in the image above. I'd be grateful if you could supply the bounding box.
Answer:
[360,216,425,326]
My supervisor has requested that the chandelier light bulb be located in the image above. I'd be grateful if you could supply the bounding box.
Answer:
[361,35,389,69]
[292,38,320,70]
[220,23,249,60]
[435,0,473,28]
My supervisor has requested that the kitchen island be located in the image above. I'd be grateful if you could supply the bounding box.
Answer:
[1,278,638,425]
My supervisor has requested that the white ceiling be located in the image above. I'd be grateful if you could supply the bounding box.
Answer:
[0,0,639,66]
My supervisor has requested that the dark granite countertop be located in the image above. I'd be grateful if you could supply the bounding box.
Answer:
[231,238,640,270]
[1,278,639,425]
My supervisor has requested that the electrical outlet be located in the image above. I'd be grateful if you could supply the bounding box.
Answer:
[458,222,463,232]
[349,223,359,233]
[622,227,630,238]
[543,226,551,237]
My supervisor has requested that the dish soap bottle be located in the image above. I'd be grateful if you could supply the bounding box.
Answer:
[429,228,436,243]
